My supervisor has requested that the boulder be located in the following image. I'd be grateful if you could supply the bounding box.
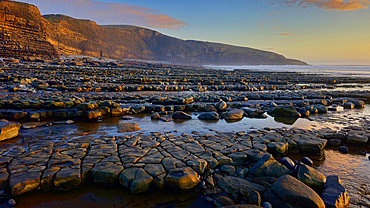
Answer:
[270,105,300,118]
[241,107,265,117]
[265,175,325,208]
[249,154,291,178]
[172,111,192,119]
[117,123,141,133]
[220,165,236,175]
[215,174,265,195]
[198,112,219,120]
[165,167,200,191]
[321,175,349,208]
[215,101,227,111]
[0,120,21,141]
[151,112,160,119]
[313,104,328,113]
[224,109,244,120]
[343,102,354,109]
[280,157,295,170]
[297,163,326,193]
[352,100,365,108]
[214,196,235,207]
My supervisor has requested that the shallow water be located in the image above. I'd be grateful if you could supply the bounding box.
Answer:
[1,107,369,208]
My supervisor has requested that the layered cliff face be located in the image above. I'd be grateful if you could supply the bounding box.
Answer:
[0,1,58,59]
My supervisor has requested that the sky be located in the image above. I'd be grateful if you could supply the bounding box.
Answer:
[21,0,370,65]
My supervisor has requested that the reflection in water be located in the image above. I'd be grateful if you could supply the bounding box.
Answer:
[317,150,370,207]
[14,185,211,208]
[274,116,298,125]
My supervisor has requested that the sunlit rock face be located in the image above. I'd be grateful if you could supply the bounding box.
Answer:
[0,1,58,59]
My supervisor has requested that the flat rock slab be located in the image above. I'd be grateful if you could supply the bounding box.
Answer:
[10,171,41,196]
[249,154,291,178]
[117,123,141,133]
[0,120,21,141]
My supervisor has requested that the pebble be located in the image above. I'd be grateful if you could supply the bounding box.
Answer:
[8,199,16,206]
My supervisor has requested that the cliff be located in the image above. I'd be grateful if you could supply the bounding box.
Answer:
[0,0,307,65]
[0,0,58,59]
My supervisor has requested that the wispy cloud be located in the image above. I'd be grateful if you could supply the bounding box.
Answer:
[273,26,280,29]
[269,0,370,11]
[258,22,264,28]
[22,0,187,29]
[272,33,294,35]
[269,19,277,23]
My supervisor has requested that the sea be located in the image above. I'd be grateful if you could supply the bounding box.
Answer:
[205,65,370,77]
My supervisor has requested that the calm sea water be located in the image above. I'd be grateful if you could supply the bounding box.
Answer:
[205,65,370,77]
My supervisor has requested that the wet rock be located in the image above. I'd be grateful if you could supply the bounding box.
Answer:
[338,146,348,154]
[269,105,300,118]
[262,202,272,208]
[249,154,291,178]
[84,110,102,120]
[266,175,325,208]
[172,111,192,119]
[121,116,134,120]
[204,104,217,112]
[228,152,247,166]
[119,168,139,188]
[91,164,124,184]
[215,174,265,195]
[130,168,153,194]
[241,107,265,117]
[249,190,261,206]
[198,112,219,120]
[214,196,235,207]
[151,112,160,119]
[346,131,368,144]
[267,142,289,155]
[215,101,227,111]
[186,159,207,174]
[327,139,341,147]
[321,175,349,208]
[294,136,327,155]
[165,167,200,191]
[54,168,81,190]
[8,198,16,206]
[144,164,166,178]
[220,165,236,175]
[297,163,326,193]
[280,157,295,170]
[224,109,244,120]
[343,102,354,109]
[0,120,21,141]
[352,100,365,108]
[302,157,313,167]
[313,104,328,113]
[244,149,270,163]
[117,123,141,133]
[9,171,41,196]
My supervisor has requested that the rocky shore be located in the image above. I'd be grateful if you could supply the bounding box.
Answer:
[0,59,369,207]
